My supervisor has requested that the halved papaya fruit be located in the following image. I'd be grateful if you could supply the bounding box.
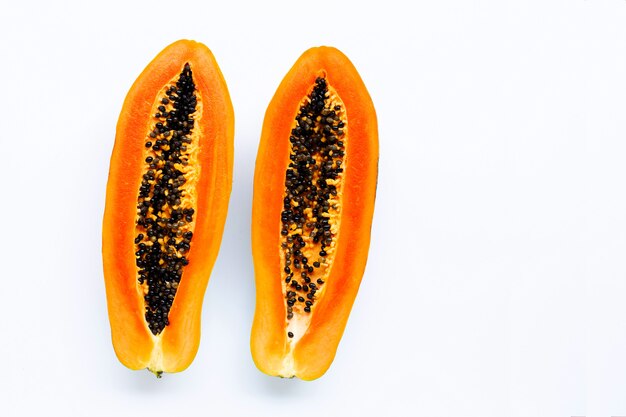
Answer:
[251,46,378,380]
[102,40,234,376]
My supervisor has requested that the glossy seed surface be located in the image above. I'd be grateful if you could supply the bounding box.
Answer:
[134,63,199,335]
[280,77,348,337]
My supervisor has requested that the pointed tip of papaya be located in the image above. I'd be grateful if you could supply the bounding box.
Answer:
[162,39,207,53]
[148,369,164,379]
[169,38,202,47]
[302,45,344,57]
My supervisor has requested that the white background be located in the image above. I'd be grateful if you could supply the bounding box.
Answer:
[0,0,624,416]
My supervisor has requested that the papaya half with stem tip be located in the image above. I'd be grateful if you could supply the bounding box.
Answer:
[251,46,378,380]
[102,40,234,376]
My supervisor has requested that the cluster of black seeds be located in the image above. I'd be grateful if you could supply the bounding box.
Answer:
[134,63,198,335]
[281,77,346,325]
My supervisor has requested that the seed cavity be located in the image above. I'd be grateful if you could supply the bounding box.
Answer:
[280,76,347,337]
[134,63,200,335]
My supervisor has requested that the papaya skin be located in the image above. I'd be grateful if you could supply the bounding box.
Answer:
[103,40,234,375]
[251,46,378,380]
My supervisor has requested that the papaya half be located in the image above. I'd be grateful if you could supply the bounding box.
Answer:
[102,40,234,376]
[251,47,378,380]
